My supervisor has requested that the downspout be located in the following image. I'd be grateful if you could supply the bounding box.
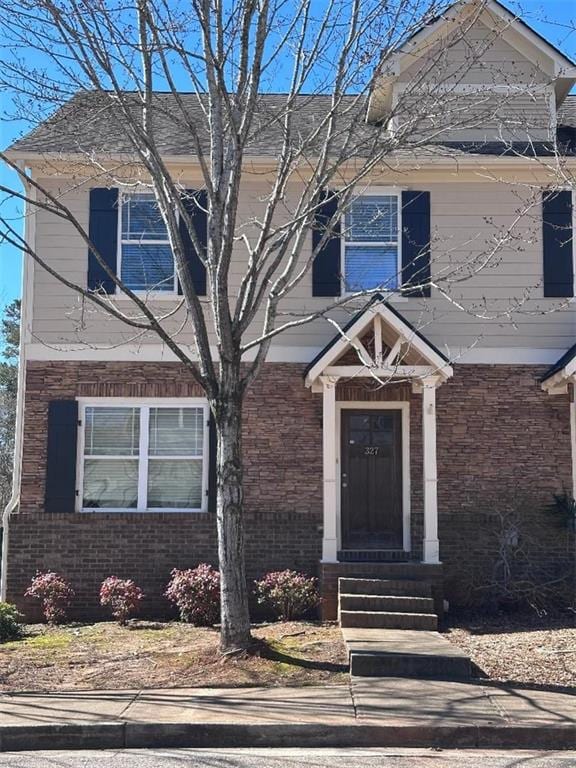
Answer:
[1,168,34,601]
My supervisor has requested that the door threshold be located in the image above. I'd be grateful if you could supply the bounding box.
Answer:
[337,549,410,563]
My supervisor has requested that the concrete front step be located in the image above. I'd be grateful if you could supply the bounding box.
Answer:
[340,610,438,631]
[338,578,433,598]
[342,628,472,679]
[339,594,435,614]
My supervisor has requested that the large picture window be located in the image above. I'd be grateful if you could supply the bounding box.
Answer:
[119,192,176,293]
[343,194,400,292]
[79,401,209,512]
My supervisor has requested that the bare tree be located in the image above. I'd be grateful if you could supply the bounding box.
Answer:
[0,0,568,651]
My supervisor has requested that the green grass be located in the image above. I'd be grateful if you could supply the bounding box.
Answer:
[25,631,72,650]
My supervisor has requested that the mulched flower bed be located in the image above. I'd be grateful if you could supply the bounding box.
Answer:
[446,611,576,689]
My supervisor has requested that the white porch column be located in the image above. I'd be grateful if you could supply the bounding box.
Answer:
[422,376,440,564]
[320,375,339,562]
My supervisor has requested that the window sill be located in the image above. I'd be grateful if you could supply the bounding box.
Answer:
[341,291,409,302]
[79,508,208,514]
[111,292,181,301]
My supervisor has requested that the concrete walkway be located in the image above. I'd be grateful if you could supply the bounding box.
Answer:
[342,627,472,678]
[0,680,575,751]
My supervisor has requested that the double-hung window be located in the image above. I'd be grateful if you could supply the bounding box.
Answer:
[80,401,209,512]
[120,192,176,293]
[343,193,400,292]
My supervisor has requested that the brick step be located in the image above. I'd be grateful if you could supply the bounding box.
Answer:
[340,610,438,630]
[350,651,471,679]
[338,578,433,598]
[339,594,435,614]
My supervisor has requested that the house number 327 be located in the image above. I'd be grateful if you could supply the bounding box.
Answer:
[364,446,379,456]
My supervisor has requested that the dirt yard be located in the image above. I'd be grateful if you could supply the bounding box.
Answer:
[446,612,576,689]
[0,621,348,691]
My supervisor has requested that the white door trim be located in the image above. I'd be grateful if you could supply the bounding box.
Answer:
[336,400,411,553]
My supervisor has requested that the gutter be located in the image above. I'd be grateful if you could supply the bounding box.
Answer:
[1,169,34,601]
[5,149,576,171]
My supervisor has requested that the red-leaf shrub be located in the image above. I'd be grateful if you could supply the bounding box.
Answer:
[99,576,144,625]
[25,571,75,624]
[165,564,220,626]
[254,570,320,621]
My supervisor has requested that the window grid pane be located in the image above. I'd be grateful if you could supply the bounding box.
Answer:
[345,196,398,243]
[122,192,168,240]
[148,407,204,456]
[83,458,139,509]
[84,407,140,456]
[344,245,399,292]
[120,243,174,292]
[147,459,203,509]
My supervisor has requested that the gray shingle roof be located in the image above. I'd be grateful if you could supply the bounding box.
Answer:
[8,90,576,158]
[8,91,372,156]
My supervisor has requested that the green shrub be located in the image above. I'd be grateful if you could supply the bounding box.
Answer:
[0,602,24,642]
[254,570,320,621]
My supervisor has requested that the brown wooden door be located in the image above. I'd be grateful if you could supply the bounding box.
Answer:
[341,409,403,550]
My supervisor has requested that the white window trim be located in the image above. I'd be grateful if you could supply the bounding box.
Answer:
[341,187,403,297]
[116,189,179,298]
[76,397,210,514]
[335,401,411,553]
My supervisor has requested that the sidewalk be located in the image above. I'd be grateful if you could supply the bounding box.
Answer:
[1,678,575,752]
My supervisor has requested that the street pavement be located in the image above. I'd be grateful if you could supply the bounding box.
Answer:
[1,748,576,767]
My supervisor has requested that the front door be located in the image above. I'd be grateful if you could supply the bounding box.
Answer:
[340,409,403,550]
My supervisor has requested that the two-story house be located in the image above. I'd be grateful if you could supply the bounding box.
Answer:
[2,0,576,622]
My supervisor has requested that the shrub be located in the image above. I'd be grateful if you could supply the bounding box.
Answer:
[165,564,220,626]
[254,570,320,621]
[99,576,144,625]
[24,571,75,624]
[0,602,24,642]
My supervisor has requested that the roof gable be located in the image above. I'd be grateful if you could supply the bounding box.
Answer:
[304,295,453,386]
[368,0,576,121]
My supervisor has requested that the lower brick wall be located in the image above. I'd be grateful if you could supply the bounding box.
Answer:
[5,360,575,618]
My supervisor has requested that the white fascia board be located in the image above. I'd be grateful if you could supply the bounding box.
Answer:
[14,150,576,174]
[24,342,324,364]
[25,341,571,368]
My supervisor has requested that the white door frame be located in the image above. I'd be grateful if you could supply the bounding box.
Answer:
[336,401,411,553]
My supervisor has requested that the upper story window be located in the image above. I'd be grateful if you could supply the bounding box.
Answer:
[343,194,400,292]
[120,192,176,293]
[80,401,208,512]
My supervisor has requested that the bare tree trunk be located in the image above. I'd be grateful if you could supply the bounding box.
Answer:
[213,377,252,653]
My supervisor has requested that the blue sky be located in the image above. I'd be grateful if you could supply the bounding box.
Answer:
[0,0,575,317]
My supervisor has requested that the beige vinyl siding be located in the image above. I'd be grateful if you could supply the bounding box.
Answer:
[394,90,553,143]
[390,19,554,143]
[400,22,550,86]
[29,177,576,357]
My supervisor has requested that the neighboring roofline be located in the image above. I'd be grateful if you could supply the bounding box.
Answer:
[303,293,452,386]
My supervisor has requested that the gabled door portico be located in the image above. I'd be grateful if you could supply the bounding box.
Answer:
[305,297,453,565]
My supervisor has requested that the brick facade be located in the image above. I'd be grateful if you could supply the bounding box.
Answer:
[5,360,575,619]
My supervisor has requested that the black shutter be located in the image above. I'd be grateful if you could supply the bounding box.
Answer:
[207,411,217,514]
[312,190,341,297]
[401,190,431,298]
[179,189,208,296]
[88,188,118,292]
[543,191,573,298]
[45,400,79,514]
